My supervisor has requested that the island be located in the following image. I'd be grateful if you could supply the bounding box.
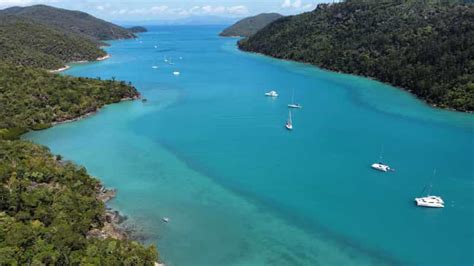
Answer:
[239,1,474,112]
[128,26,148,33]
[220,13,283,37]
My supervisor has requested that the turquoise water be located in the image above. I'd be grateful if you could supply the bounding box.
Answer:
[25,26,474,266]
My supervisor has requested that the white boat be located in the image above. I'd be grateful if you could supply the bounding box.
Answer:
[288,89,302,109]
[288,104,302,109]
[371,163,391,172]
[415,172,444,208]
[152,66,158,69]
[285,110,293,130]
[265,90,278,97]
[415,196,444,208]
[173,71,180,76]
[371,146,393,172]
[162,217,170,223]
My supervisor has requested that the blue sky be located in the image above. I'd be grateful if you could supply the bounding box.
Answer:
[0,0,333,21]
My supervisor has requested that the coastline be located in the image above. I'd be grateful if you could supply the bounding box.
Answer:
[51,96,139,126]
[48,54,112,73]
[236,47,473,114]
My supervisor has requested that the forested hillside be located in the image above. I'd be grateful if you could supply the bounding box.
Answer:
[239,0,474,111]
[220,13,283,37]
[0,140,158,264]
[0,16,105,69]
[0,4,160,264]
[0,5,135,41]
[0,64,139,140]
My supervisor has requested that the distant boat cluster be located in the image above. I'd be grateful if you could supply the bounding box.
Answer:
[266,89,444,209]
[265,89,302,131]
[147,43,182,76]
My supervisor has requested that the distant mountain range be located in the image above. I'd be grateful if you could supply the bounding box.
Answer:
[220,13,284,37]
[240,1,474,112]
[118,16,240,26]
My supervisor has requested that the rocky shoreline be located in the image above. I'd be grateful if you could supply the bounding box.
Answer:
[87,185,128,240]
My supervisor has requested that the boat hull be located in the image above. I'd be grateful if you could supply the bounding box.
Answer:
[371,163,390,172]
[415,198,444,208]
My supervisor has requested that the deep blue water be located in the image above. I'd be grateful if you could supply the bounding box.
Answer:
[25,26,474,266]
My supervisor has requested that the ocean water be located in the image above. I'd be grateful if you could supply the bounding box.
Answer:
[25,26,474,266]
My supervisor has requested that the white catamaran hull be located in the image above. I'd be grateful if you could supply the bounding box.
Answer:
[415,195,445,208]
[371,163,390,172]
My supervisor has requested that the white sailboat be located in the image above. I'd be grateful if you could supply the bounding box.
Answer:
[285,110,293,130]
[288,89,302,109]
[415,171,444,208]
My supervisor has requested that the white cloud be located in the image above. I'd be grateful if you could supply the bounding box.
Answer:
[106,4,249,18]
[228,5,248,15]
[282,0,291,8]
[281,0,313,10]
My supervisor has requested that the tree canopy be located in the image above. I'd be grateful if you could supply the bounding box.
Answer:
[240,0,474,111]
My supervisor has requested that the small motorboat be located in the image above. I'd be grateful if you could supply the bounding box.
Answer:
[288,104,302,109]
[265,90,278,97]
[285,110,293,130]
[152,66,158,69]
[371,163,391,172]
[162,217,170,223]
[415,196,444,208]
[173,71,180,76]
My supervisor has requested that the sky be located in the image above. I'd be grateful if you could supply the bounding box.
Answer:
[0,0,333,22]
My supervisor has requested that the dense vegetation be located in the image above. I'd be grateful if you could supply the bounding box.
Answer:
[128,26,148,33]
[220,13,284,37]
[0,64,140,140]
[0,16,105,70]
[0,5,135,41]
[239,0,474,111]
[0,140,158,264]
[0,4,159,264]
[0,64,159,264]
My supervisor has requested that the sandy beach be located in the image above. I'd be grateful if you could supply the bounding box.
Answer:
[49,54,111,73]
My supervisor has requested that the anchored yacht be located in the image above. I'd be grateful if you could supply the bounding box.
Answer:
[415,196,444,208]
[371,163,391,172]
[265,90,279,97]
[285,110,293,130]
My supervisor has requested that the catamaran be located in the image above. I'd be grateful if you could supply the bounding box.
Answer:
[265,90,279,97]
[371,146,393,172]
[288,89,302,109]
[415,195,445,208]
[415,171,444,208]
[285,110,293,130]
[371,163,392,172]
